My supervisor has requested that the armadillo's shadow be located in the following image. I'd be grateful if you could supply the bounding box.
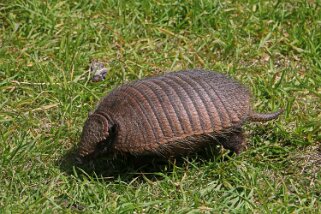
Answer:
[59,146,225,182]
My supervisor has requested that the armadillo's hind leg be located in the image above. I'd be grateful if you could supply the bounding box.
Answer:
[220,129,247,154]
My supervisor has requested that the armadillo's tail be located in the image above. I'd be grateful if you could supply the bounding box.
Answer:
[249,109,284,122]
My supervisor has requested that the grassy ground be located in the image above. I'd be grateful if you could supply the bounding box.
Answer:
[1,0,320,213]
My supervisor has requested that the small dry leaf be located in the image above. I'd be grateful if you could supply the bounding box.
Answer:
[89,60,108,82]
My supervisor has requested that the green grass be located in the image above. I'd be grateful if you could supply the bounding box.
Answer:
[1,0,320,212]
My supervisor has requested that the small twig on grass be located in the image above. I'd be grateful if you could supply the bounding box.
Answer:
[10,76,88,86]
[11,80,63,86]
[31,104,59,112]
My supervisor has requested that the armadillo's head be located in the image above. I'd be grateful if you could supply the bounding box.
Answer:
[77,113,110,158]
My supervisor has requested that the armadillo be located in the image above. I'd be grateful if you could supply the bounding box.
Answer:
[77,70,283,159]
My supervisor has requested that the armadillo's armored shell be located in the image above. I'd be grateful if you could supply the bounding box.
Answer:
[94,70,251,156]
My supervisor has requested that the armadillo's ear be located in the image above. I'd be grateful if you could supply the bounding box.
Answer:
[78,113,109,157]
